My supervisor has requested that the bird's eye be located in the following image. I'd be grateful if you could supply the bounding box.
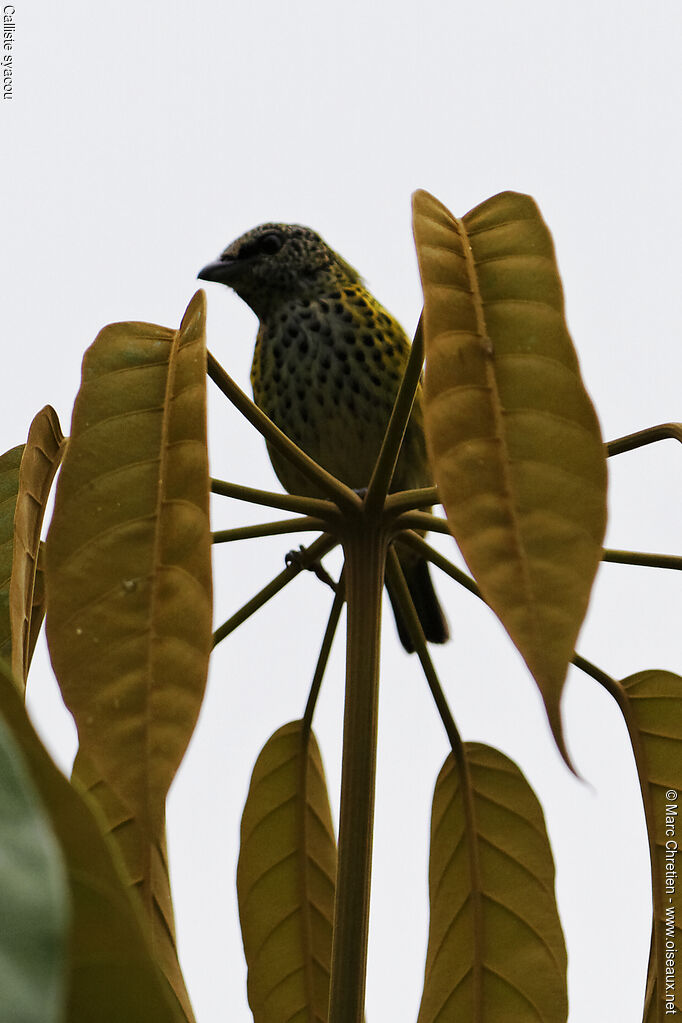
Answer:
[258,232,283,256]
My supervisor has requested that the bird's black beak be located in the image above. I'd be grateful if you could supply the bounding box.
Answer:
[197,257,239,285]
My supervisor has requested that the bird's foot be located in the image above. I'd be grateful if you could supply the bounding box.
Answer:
[285,546,338,592]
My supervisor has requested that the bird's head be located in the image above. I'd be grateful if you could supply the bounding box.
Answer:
[197,223,361,318]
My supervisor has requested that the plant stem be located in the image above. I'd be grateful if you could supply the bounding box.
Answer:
[207,352,361,512]
[395,531,482,598]
[571,654,614,687]
[384,547,484,1018]
[302,574,346,736]
[384,549,461,749]
[572,658,667,1017]
[391,509,452,534]
[602,548,682,570]
[383,485,439,517]
[607,422,682,456]
[328,522,386,1023]
[211,477,341,520]
[212,534,338,646]
[364,316,424,516]
[212,516,327,543]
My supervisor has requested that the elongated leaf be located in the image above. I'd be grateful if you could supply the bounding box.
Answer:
[0,660,185,1023]
[0,709,68,1023]
[620,671,682,1020]
[0,443,25,669]
[73,751,195,1023]
[412,190,607,759]
[237,721,337,1023]
[45,291,212,838]
[27,547,46,673]
[11,406,65,687]
[418,743,567,1023]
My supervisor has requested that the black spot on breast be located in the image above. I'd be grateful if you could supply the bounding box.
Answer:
[310,319,321,332]
[337,348,348,361]
[330,290,342,300]
[372,349,382,363]
[361,332,374,346]
[297,337,309,355]
[370,372,381,387]
[297,388,305,401]
[320,299,330,313]
[287,324,299,339]
[354,349,365,362]
[350,378,361,393]
[343,331,355,344]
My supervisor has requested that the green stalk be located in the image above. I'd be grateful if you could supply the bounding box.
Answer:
[207,352,361,512]
[383,485,439,517]
[391,509,452,535]
[572,654,666,1019]
[212,516,328,543]
[211,477,341,520]
[602,548,682,570]
[384,547,485,1018]
[395,530,482,597]
[328,520,387,1023]
[364,316,425,516]
[212,533,338,646]
[607,422,682,456]
[384,548,460,748]
[302,574,346,735]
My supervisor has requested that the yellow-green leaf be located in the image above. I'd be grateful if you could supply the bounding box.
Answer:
[418,743,567,1023]
[11,406,65,687]
[620,671,682,1020]
[0,443,24,667]
[26,547,46,675]
[237,721,337,1023]
[412,189,607,760]
[73,751,195,1023]
[0,658,185,1023]
[0,709,68,1023]
[45,291,212,838]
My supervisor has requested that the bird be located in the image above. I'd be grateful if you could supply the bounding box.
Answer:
[198,223,448,652]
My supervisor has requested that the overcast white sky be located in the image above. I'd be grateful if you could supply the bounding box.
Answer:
[2,3,681,1021]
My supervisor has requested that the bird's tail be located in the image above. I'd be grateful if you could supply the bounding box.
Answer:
[385,550,449,653]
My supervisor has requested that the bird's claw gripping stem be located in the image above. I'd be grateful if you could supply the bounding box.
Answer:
[285,545,338,592]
